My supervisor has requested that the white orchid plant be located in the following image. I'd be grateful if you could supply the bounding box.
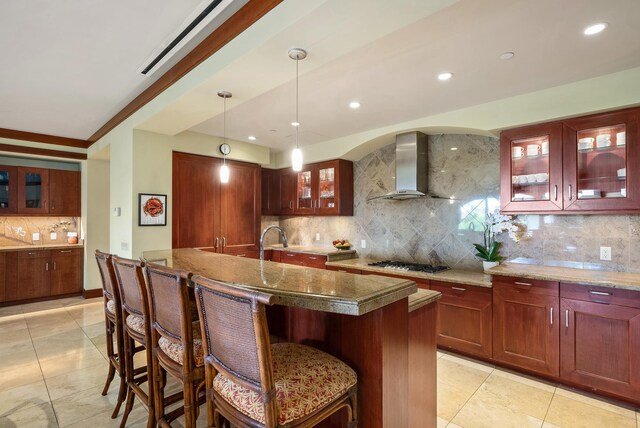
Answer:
[473,211,525,262]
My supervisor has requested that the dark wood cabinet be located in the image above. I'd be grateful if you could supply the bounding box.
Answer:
[50,249,83,296]
[6,250,50,301]
[3,248,84,303]
[0,253,5,302]
[275,251,327,269]
[431,280,492,359]
[492,275,560,377]
[261,168,280,216]
[267,160,353,217]
[560,283,640,398]
[172,152,261,253]
[501,107,640,214]
[17,166,49,214]
[0,165,18,214]
[49,169,81,216]
[1,166,80,216]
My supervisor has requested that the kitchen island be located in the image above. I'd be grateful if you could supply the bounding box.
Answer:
[142,248,440,427]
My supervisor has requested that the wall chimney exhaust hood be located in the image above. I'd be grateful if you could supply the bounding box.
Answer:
[368,131,450,200]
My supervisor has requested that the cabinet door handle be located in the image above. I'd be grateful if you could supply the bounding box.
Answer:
[53,262,57,270]
[290,201,293,209]
[451,286,467,292]
[45,262,49,271]
[514,281,532,287]
[568,184,573,201]
[51,201,55,211]
[214,237,219,252]
[565,309,569,328]
[589,290,612,296]
[550,307,553,325]
[554,185,558,201]
[44,201,47,209]
[222,237,226,250]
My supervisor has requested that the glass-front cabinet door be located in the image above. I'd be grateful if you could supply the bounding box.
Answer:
[295,169,315,214]
[563,110,640,211]
[17,167,49,214]
[316,166,336,214]
[500,123,564,213]
[0,165,18,214]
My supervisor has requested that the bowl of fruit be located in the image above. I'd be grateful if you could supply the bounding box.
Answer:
[332,239,352,250]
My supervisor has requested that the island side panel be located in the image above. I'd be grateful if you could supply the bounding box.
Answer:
[340,298,409,428]
[409,301,437,428]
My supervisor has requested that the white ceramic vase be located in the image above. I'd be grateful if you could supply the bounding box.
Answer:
[482,261,499,271]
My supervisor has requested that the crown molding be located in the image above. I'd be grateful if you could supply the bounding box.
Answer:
[0,128,89,149]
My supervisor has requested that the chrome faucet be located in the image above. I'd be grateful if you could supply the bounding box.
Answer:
[260,225,288,261]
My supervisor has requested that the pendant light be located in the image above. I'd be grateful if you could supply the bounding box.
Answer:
[218,90,232,183]
[289,48,307,172]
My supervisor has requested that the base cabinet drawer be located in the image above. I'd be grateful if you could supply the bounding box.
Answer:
[277,251,327,269]
[326,266,362,274]
[431,281,492,359]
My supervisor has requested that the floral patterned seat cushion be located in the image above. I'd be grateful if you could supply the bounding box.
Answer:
[125,314,146,335]
[158,322,204,367]
[213,343,357,425]
[106,299,117,315]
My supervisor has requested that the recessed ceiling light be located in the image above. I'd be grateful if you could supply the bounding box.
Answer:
[450,147,458,151]
[248,135,256,141]
[349,101,361,109]
[499,52,515,60]
[438,72,453,81]
[584,22,608,35]
[291,121,300,127]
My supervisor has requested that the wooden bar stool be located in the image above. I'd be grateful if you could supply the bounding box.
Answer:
[193,275,358,428]
[145,263,205,428]
[112,256,155,428]
[94,250,127,418]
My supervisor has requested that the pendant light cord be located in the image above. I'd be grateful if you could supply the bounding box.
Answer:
[295,56,299,149]
[223,94,227,165]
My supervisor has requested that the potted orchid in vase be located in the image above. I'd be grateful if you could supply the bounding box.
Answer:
[473,210,524,271]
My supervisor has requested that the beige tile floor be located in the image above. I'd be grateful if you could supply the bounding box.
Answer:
[1,296,639,427]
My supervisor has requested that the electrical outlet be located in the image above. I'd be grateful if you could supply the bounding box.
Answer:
[600,246,612,261]
[361,239,366,249]
[315,232,320,241]
[50,232,57,240]
[121,241,129,251]
[32,232,40,241]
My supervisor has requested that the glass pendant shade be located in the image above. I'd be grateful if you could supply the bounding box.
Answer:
[291,147,303,172]
[219,163,230,183]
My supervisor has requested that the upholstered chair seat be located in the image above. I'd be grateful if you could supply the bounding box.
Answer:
[158,322,205,366]
[106,299,117,315]
[213,343,357,426]
[125,314,146,336]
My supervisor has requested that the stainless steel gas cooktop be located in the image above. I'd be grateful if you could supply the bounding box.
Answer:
[367,260,450,274]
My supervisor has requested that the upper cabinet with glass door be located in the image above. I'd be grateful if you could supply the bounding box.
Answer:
[563,109,639,211]
[500,108,640,214]
[17,167,49,214]
[500,122,564,213]
[0,165,18,214]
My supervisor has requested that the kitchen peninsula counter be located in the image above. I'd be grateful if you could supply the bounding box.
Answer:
[141,248,439,428]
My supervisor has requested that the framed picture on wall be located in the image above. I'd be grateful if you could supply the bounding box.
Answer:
[138,193,167,226]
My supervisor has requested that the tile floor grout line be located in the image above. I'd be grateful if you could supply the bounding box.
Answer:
[447,365,496,427]
[540,386,557,427]
[24,307,62,428]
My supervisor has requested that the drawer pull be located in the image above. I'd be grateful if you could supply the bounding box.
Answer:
[565,309,569,328]
[286,253,295,257]
[309,256,318,260]
[550,307,553,325]
[451,286,466,292]
[59,250,72,253]
[28,252,37,255]
[589,290,612,296]
[514,281,532,287]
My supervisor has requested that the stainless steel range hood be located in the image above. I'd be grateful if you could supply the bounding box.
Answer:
[369,131,449,200]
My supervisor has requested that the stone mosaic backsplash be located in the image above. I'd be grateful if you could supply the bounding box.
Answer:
[0,217,79,246]
[274,134,640,273]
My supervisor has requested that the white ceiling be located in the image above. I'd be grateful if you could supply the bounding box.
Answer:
[2,0,640,151]
[0,0,246,139]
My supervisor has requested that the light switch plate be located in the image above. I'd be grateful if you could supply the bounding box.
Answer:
[361,240,366,248]
[32,232,40,241]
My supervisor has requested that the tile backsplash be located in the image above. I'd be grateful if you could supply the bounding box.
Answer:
[0,217,79,246]
[271,134,640,273]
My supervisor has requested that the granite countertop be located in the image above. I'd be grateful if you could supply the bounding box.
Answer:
[268,244,357,257]
[487,262,640,291]
[0,243,84,252]
[408,289,441,312]
[325,258,492,288]
[142,248,417,316]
